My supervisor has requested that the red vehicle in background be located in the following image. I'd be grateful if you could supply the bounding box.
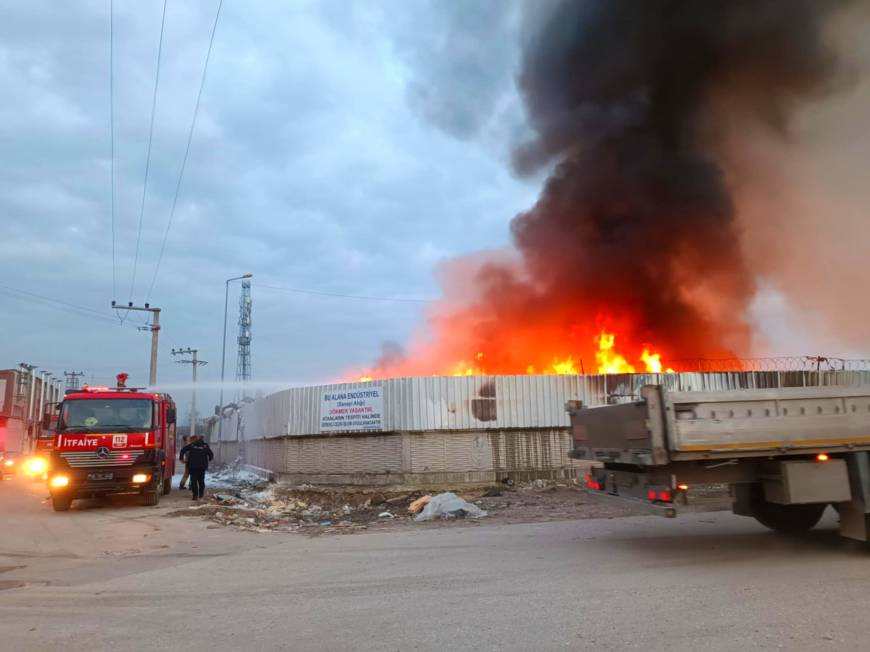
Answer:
[37,413,58,456]
[16,411,60,481]
[46,373,177,512]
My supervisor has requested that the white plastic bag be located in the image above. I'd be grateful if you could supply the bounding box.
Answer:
[414,492,488,522]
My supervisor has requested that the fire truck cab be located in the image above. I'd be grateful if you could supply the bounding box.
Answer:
[46,374,177,512]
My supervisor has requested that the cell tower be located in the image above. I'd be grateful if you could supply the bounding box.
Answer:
[235,279,252,400]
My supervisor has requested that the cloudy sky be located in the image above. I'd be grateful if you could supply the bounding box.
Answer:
[2,0,864,416]
[0,0,540,408]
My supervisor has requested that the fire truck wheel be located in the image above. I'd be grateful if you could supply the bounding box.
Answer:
[143,476,163,506]
[52,495,72,512]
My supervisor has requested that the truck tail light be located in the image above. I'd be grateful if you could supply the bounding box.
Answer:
[647,488,673,502]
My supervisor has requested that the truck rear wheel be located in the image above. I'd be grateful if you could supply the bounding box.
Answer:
[52,495,72,512]
[751,496,826,533]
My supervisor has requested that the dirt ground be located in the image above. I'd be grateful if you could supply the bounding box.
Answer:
[166,478,732,535]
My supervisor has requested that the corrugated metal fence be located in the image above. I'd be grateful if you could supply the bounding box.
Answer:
[209,371,870,486]
[215,371,870,441]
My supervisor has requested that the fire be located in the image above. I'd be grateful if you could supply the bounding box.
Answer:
[641,349,662,373]
[354,330,671,379]
[640,349,676,374]
[452,352,485,376]
[549,357,580,375]
[594,331,636,374]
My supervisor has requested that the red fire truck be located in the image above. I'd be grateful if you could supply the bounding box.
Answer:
[46,374,177,512]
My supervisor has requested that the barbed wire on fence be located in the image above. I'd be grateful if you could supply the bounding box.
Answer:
[662,356,870,373]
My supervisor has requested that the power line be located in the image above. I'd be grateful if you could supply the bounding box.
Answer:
[109,0,117,301]
[64,371,85,391]
[145,0,224,303]
[257,283,434,304]
[129,0,168,302]
[0,283,139,328]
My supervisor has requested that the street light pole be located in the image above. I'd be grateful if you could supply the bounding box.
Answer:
[218,274,252,443]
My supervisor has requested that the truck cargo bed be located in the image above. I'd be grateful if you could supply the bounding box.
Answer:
[569,385,870,465]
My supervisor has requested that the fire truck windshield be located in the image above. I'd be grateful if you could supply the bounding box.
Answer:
[59,399,154,433]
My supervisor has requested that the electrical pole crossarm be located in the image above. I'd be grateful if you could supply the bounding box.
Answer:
[113,302,161,385]
[171,348,208,440]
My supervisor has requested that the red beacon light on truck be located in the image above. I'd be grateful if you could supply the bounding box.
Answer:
[80,385,111,393]
[78,373,141,394]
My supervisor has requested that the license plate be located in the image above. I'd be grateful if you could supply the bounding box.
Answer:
[87,472,113,481]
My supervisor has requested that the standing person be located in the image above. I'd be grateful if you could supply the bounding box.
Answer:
[179,435,213,500]
[178,435,190,490]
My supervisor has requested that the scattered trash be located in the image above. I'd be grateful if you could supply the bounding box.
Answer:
[408,495,432,514]
[414,492,488,522]
[378,511,395,519]
[213,493,243,505]
[482,487,502,498]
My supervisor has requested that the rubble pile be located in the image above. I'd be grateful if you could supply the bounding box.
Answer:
[166,475,730,534]
[172,484,493,534]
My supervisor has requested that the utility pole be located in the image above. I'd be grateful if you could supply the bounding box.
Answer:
[113,302,161,385]
[37,372,47,419]
[63,370,85,391]
[26,366,37,426]
[172,348,208,439]
[37,372,52,439]
[18,362,35,407]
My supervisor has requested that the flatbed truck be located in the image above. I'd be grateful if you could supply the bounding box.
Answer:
[568,384,870,541]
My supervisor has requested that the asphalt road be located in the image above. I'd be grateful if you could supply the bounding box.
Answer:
[2,476,870,651]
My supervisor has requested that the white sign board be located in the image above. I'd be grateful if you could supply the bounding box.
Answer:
[320,386,384,432]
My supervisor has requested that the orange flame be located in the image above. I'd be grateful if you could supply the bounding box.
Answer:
[354,329,672,380]
[640,349,676,374]
[549,357,580,375]
[595,331,636,374]
[641,349,662,373]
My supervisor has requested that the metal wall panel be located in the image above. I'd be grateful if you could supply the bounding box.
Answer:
[215,371,870,441]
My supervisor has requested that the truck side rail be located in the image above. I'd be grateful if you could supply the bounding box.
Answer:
[661,385,870,458]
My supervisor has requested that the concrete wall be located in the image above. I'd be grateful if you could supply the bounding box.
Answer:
[231,428,587,487]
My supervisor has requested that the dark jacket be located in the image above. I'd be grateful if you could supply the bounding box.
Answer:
[179,440,214,471]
